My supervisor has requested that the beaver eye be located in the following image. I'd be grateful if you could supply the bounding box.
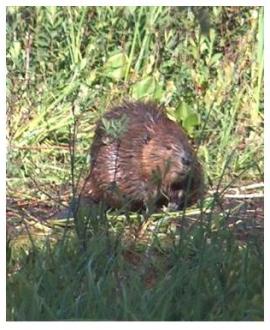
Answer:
[143,133,151,144]
[166,146,172,151]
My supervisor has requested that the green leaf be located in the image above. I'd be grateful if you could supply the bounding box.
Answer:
[10,41,21,62]
[153,84,164,100]
[209,28,216,42]
[208,53,223,66]
[106,67,125,81]
[80,58,87,70]
[103,52,128,81]
[105,52,127,69]
[175,102,200,135]
[131,76,163,100]
[183,113,200,130]
[124,7,137,16]
[175,102,191,121]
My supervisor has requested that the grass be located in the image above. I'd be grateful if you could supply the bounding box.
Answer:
[6,6,264,321]
[7,222,263,321]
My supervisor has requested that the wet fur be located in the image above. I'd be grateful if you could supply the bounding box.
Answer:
[82,101,204,211]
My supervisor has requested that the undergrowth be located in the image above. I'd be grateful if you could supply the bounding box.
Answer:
[7,211,263,321]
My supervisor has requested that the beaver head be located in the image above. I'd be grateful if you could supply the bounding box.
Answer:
[141,116,195,190]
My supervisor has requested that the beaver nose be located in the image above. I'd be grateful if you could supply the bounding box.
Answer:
[181,153,192,166]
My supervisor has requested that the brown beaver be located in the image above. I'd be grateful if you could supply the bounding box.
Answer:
[81,101,204,212]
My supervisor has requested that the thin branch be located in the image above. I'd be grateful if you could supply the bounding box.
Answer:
[223,193,264,199]
[239,182,264,191]
[24,31,32,87]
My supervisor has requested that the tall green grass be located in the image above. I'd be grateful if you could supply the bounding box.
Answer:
[7,6,263,188]
[7,214,263,321]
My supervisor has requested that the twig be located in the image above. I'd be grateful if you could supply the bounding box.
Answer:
[24,31,32,87]
[10,144,85,152]
[29,175,69,209]
[239,182,264,191]
[223,193,264,199]
[208,181,264,196]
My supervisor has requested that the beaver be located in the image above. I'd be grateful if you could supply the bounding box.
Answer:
[81,101,204,212]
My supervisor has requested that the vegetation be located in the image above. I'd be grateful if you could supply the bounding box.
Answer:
[6,6,263,321]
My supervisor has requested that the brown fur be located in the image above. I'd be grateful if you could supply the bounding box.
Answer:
[82,101,204,211]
